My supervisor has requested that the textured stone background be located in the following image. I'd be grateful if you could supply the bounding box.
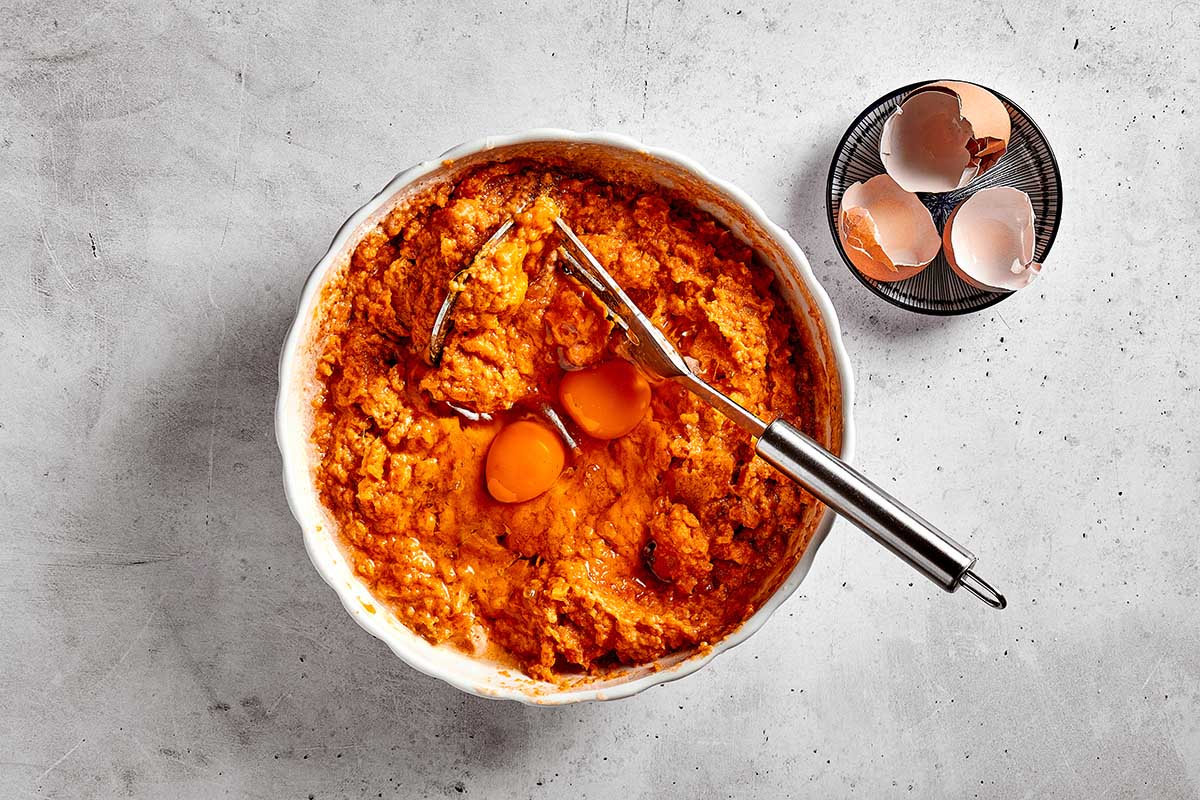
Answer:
[3,1,1198,797]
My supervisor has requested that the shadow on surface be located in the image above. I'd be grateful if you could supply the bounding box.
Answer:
[782,138,975,347]
[71,291,591,796]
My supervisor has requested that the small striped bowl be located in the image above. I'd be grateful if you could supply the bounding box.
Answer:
[827,81,1062,315]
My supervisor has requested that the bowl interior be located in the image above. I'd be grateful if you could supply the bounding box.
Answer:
[279,135,849,703]
[827,81,1063,315]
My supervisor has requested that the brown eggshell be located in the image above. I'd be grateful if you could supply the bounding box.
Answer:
[943,187,1041,291]
[838,174,940,282]
[928,81,1011,175]
[880,82,1013,192]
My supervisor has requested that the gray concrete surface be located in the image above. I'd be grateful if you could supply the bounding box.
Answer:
[2,1,1198,797]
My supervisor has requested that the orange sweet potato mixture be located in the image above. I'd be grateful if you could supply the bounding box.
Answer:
[311,160,823,681]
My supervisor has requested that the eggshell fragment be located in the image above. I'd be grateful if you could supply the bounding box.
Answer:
[943,187,1041,291]
[838,174,940,282]
[880,82,1012,192]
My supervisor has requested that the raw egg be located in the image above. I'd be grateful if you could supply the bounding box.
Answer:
[559,360,652,440]
[485,420,566,503]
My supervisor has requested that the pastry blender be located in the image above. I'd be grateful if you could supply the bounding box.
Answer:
[430,215,1006,609]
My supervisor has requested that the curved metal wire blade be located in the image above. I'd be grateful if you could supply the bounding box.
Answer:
[427,218,515,365]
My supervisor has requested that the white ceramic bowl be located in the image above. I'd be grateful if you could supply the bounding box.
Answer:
[276,129,856,704]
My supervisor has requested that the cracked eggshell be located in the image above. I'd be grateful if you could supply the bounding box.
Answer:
[880,82,1012,193]
[838,174,940,282]
[928,81,1010,174]
[943,187,1041,291]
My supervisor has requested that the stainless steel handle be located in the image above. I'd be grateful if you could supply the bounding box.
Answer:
[756,419,1005,608]
[547,215,1004,609]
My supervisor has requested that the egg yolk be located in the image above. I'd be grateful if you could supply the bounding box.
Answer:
[485,420,567,503]
[559,360,652,440]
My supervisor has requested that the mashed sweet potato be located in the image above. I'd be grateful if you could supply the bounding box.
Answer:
[311,160,822,682]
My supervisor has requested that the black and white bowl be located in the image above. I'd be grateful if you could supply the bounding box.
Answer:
[827,81,1063,315]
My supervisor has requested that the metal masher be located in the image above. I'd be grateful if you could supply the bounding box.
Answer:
[430,214,1006,609]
